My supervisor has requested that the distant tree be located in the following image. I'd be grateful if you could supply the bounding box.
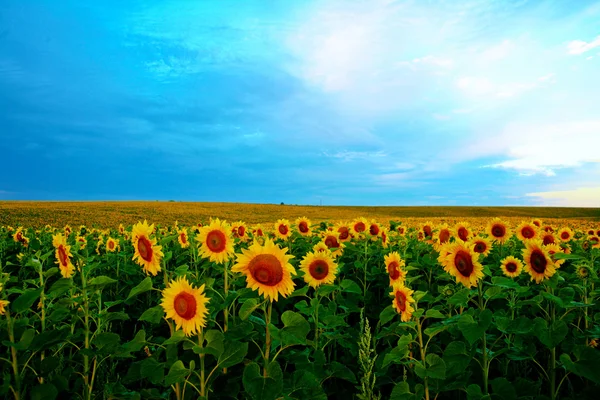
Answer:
[280,202,285,205]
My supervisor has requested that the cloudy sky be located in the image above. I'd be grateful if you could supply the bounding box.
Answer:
[1,0,599,206]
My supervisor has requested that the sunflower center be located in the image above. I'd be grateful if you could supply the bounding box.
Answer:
[278,224,289,235]
[299,222,309,233]
[238,226,245,236]
[248,254,284,286]
[137,236,153,261]
[423,226,432,238]
[180,233,187,244]
[58,245,69,266]
[560,232,570,240]
[324,235,340,249]
[173,292,197,320]
[370,224,380,236]
[395,291,407,312]
[388,261,400,280]
[530,250,547,273]
[439,229,450,244]
[491,224,505,238]
[108,241,115,250]
[454,250,474,277]
[505,262,517,273]
[338,227,349,240]
[206,230,226,253]
[474,242,486,254]
[309,260,329,280]
[543,235,555,245]
[521,227,535,239]
[398,227,405,235]
[457,227,468,241]
[354,222,366,233]
[16,232,22,241]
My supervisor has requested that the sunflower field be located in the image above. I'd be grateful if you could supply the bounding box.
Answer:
[1,217,600,400]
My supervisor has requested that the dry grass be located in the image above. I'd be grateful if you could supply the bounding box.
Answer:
[1,201,599,228]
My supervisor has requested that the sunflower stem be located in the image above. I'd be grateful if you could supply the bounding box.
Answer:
[80,265,91,400]
[199,329,206,398]
[550,289,557,400]
[416,316,430,400]
[314,292,321,350]
[478,280,488,395]
[264,301,273,377]
[223,260,229,375]
[6,310,21,400]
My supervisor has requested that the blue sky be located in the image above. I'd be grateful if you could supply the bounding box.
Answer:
[1,0,599,206]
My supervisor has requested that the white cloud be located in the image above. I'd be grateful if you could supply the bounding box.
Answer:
[567,35,600,55]
[323,150,387,162]
[526,186,600,207]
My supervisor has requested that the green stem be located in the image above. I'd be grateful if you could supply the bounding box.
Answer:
[416,317,430,400]
[6,311,21,400]
[478,281,488,395]
[314,293,321,350]
[80,268,91,400]
[264,302,273,377]
[223,261,229,374]
[550,291,557,400]
[199,330,206,398]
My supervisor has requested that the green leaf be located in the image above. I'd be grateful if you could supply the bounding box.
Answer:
[425,309,446,319]
[48,306,70,323]
[424,324,447,338]
[239,298,261,321]
[340,279,362,294]
[327,361,356,383]
[534,318,568,348]
[12,287,43,313]
[202,330,224,358]
[466,384,488,400]
[4,329,35,350]
[218,341,248,369]
[47,279,73,298]
[279,311,310,345]
[93,333,121,351]
[491,378,516,400]
[140,358,164,385]
[87,275,118,289]
[561,347,600,384]
[316,284,338,296]
[243,361,283,400]
[289,286,310,297]
[443,341,471,376]
[125,277,153,303]
[491,276,521,289]
[484,286,503,299]
[458,310,492,346]
[139,306,164,324]
[379,305,397,326]
[30,327,70,352]
[448,289,470,306]
[164,360,189,386]
[290,370,327,400]
[30,383,58,400]
[382,334,412,367]
[414,353,446,380]
[390,382,419,400]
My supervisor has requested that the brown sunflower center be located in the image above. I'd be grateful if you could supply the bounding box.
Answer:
[454,250,474,277]
[338,227,350,240]
[324,235,340,249]
[174,292,197,320]
[423,226,432,238]
[439,229,450,244]
[137,236,153,262]
[108,241,115,250]
[180,233,187,244]
[206,230,226,252]
[474,241,487,254]
[505,262,518,273]
[398,227,405,235]
[560,232,570,240]
[388,261,400,280]
[248,254,284,286]
[530,250,547,273]
[278,224,289,235]
[354,222,366,233]
[238,226,246,236]
[16,232,22,241]
[395,291,407,312]
[533,221,541,227]
[591,237,599,244]
[491,224,505,238]
[521,226,535,239]
[309,259,329,280]
[58,245,69,266]
[370,224,380,236]
[298,222,309,233]
[457,227,468,241]
[543,235,555,245]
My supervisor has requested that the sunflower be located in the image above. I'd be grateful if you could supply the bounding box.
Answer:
[252,224,264,237]
[557,227,573,242]
[390,283,415,322]
[439,241,484,288]
[231,238,296,302]
[522,240,556,283]
[106,237,119,252]
[454,221,472,242]
[500,256,523,278]
[532,219,542,228]
[322,233,345,257]
[132,220,164,276]
[196,219,235,264]
[469,237,492,258]
[232,222,249,241]
[576,265,590,280]
[541,233,556,246]
[161,276,210,337]
[368,220,381,238]
[589,236,600,249]
[384,252,406,286]
[177,228,190,249]
[543,225,554,233]
[274,219,292,240]
[516,221,538,242]
[52,233,75,278]
[486,218,511,243]
[300,251,337,288]
[64,225,72,236]
[432,224,452,251]
[335,223,352,242]
[312,242,330,254]
[545,244,565,268]
[421,221,434,240]
[351,217,368,235]
[118,224,125,235]
[396,225,406,236]
[381,228,390,248]
[76,235,87,250]
[13,228,25,243]
[295,217,312,237]
[0,300,9,315]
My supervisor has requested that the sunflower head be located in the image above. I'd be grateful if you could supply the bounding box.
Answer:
[351,217,368,235]
[469,236,492,258]
[384,252,406,286]
[322,232,345,257]
[106,237,119,252]
[541,233,556,246]
[295,217,312,237]
[231,238,296,302]
[486,218,511,243]
[196,219,235,264]
[576,265,590,280]
[454,221,471,242]
[421,221,434,240]
[433,224,452,250]
[132,220,164,276]
[545,243,565,268]
[335,223,352,242]
[516,221,539,242]
[522,240,556,283]
[439,241,484,288]
[557,227,573,242]
[300,251,338,288]
[500,256,523,278]
[396,225,406,236]
[532,219,542,228]
[52,233,75,278]
[161,276,210,337]
[368,220,381,237]
[389,283,415,322]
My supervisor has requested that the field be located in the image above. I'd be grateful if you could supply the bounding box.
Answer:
[1,204,600,400]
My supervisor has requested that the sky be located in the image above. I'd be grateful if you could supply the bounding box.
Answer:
[1,0,599,206]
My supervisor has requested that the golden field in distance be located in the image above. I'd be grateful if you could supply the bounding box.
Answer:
[1,201,599,228]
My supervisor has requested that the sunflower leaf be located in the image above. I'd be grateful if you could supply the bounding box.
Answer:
[534,318,568,348]
[12,287,43,314]
[125,277,153,304]
[139,306,164,324]
[243,361,283,400]
[164,360,189,386]
[280,311,310,345]
[458,309,492,346]
[379,305,397,326]
[239,298,261,321]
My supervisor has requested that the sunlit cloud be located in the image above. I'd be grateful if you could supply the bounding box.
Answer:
[527,186,600,207]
